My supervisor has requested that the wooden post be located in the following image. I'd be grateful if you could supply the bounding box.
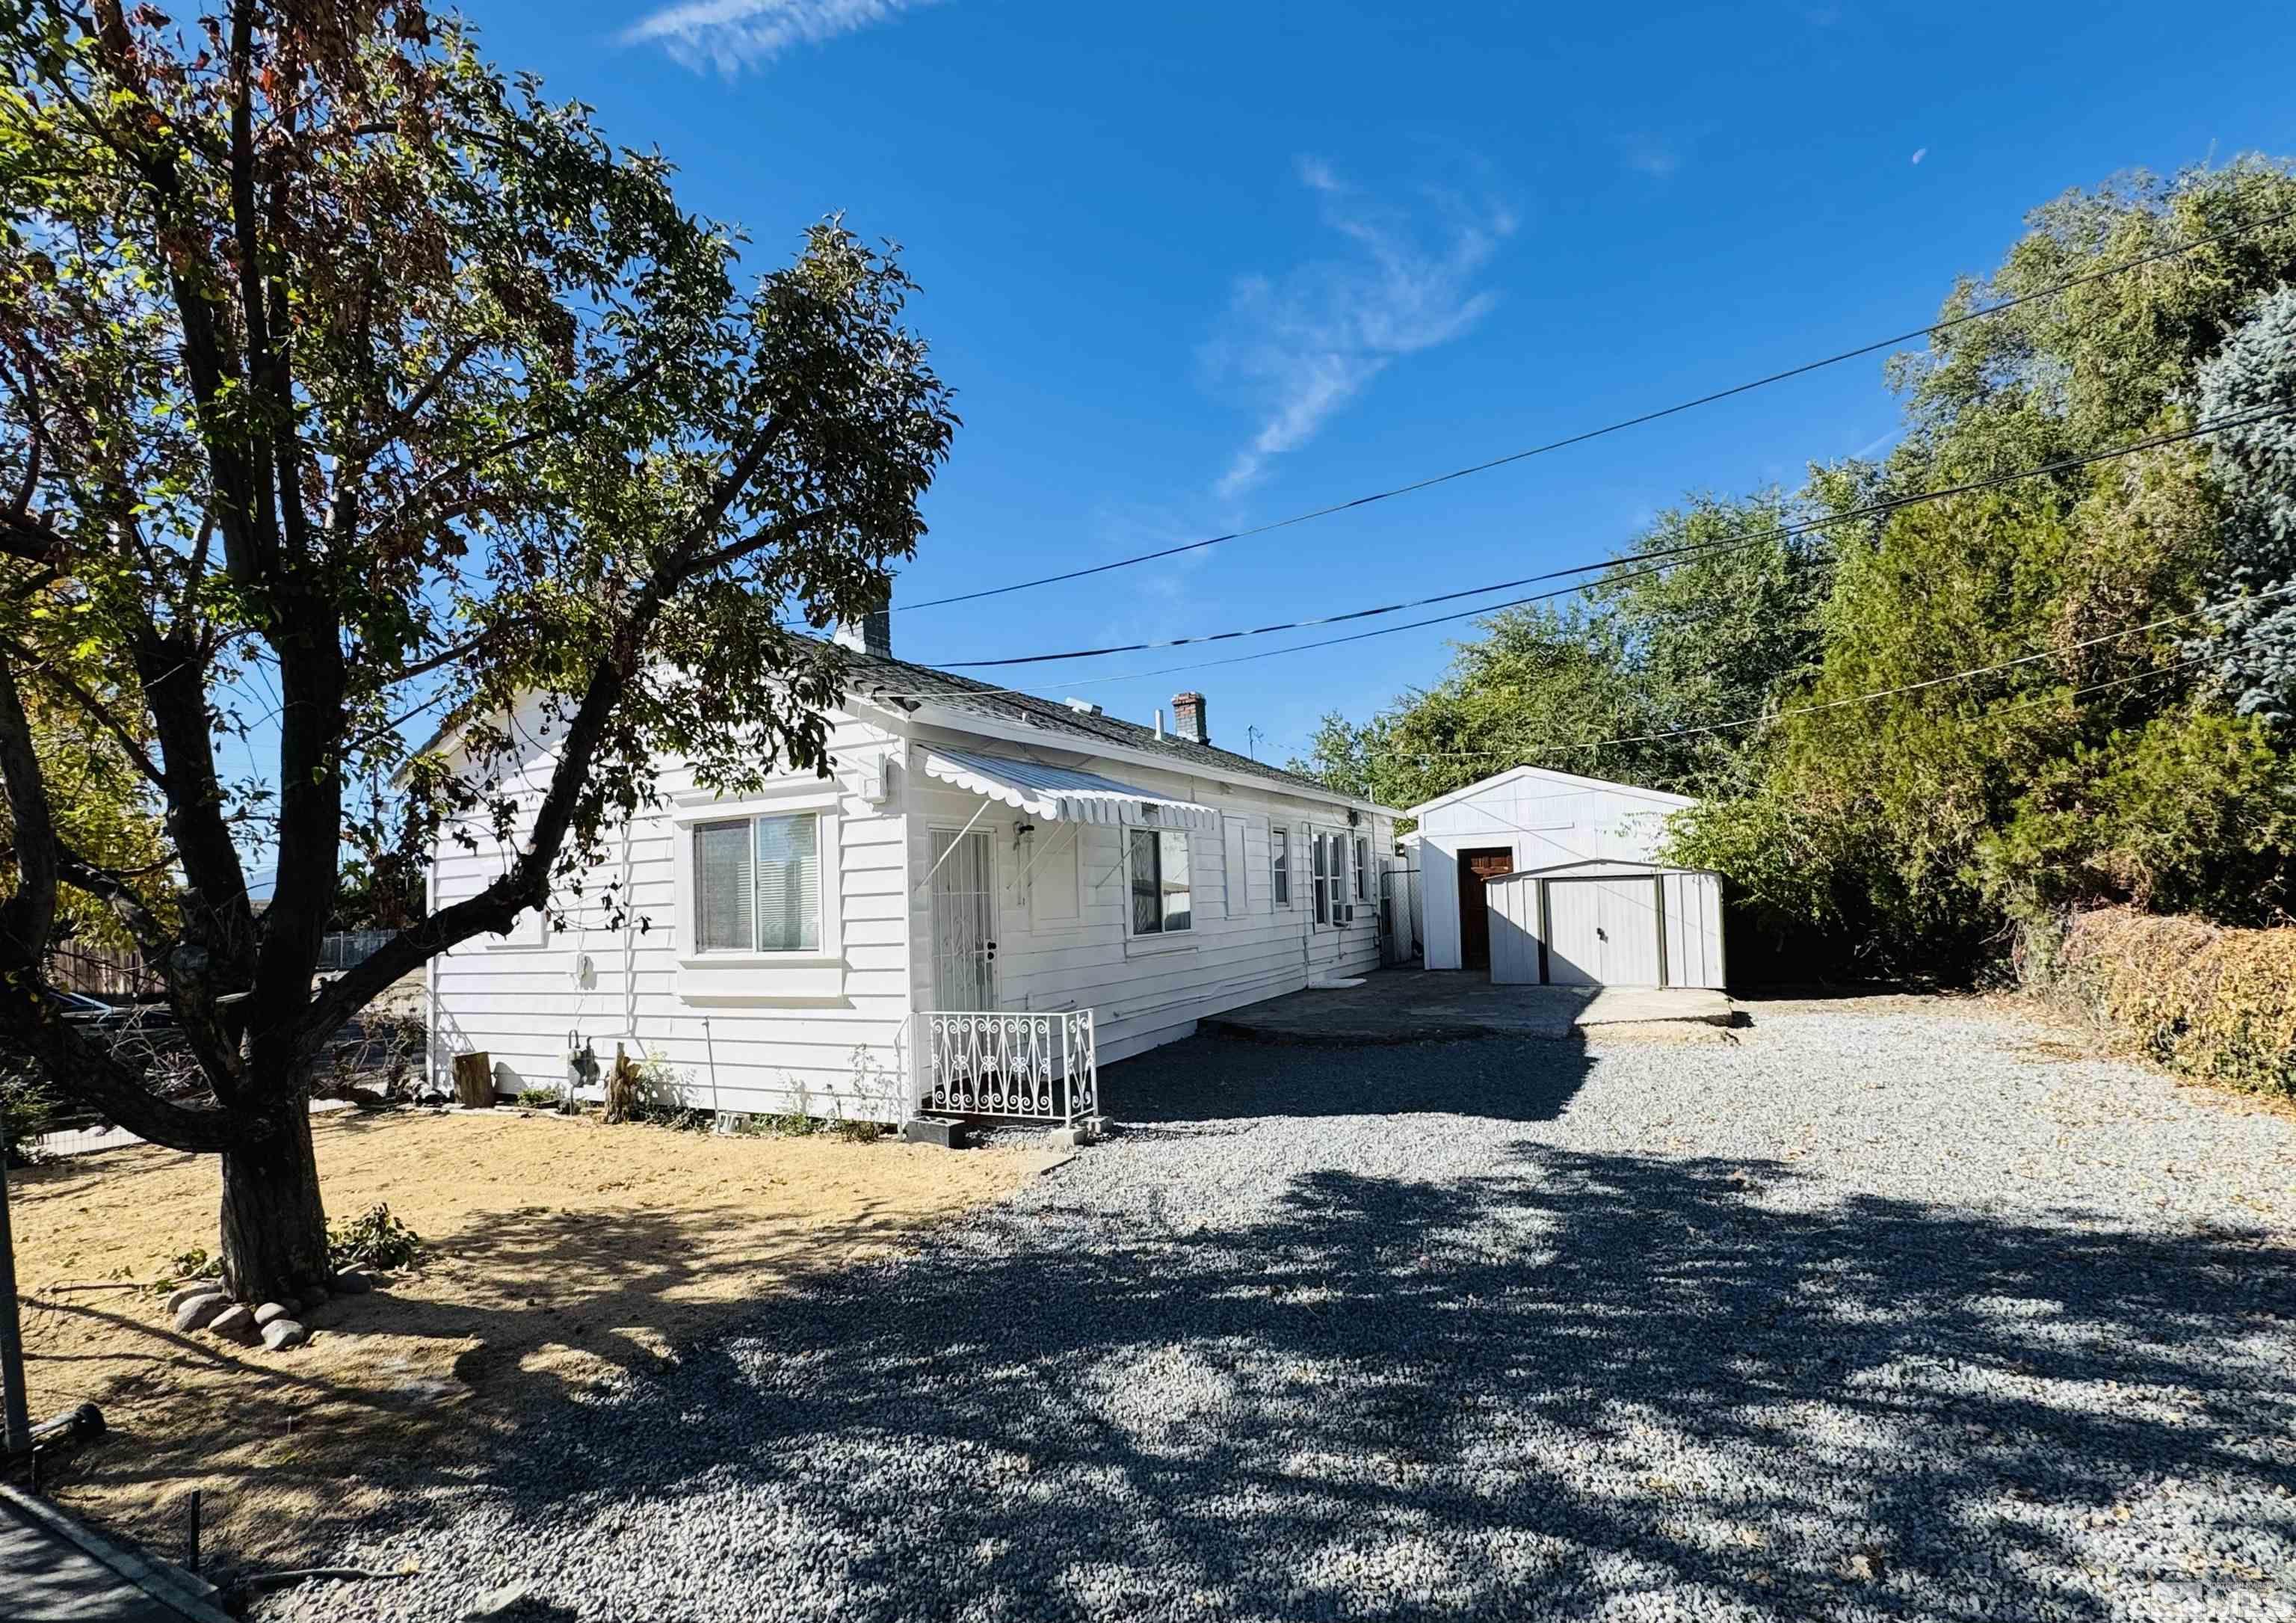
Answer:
[451,1051,493,1109]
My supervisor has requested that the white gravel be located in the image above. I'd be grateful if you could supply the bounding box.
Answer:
[263,1000,2296,1622]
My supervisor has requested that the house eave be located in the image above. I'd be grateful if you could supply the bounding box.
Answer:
[895,698,1400,820]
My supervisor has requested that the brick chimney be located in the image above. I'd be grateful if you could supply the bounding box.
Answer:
[830,586,892,659]
[1171,691,1208,745]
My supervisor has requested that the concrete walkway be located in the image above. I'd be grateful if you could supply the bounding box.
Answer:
[1,1485,234,1622]
[1200,968,1729,1044]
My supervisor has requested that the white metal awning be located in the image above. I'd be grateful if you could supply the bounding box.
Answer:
[921,748,1220,832]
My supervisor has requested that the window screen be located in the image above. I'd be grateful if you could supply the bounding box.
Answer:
[753,813,820,952]
[694,819,754,951]
[694,812,819,952]
[1130,827,1192,935]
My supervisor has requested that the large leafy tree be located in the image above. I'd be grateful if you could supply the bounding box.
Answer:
[1292,488,1833,811]
[1668,162,2296,971]
[2193,284,2296,721]
[1304,161,2296,976]
[0,2,955,1300]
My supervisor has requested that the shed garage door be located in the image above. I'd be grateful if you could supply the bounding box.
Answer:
[1546,878,1664,987]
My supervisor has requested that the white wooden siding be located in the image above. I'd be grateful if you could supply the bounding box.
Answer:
[430,696,1393,1122]
[903,725,1385,1070]
[428,697,915,1122]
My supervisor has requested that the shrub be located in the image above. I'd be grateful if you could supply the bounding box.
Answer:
[515,1085,561,1110]
[327,1202,425,1272]
[2040,908,2296,1096]
[1,1072,57,1163]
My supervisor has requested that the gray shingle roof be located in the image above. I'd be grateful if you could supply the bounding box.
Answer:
[828,644,1345,799]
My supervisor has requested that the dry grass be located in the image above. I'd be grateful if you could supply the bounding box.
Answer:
[11,1109,1043,1572]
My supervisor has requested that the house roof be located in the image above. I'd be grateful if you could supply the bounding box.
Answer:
[1406,763,1697,819]
[403,638,1383,813]
[829,644,1357,803]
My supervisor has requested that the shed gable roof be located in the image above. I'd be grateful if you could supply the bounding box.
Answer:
[1406,763,1697,819]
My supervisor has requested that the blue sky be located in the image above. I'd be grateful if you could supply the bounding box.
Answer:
[463,4,2291,766]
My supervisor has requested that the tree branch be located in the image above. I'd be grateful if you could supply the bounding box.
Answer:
[6,639,164,785]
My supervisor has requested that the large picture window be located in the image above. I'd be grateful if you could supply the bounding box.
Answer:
[1129,828,1192,936]
[694,812,821,953]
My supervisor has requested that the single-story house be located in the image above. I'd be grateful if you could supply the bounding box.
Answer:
[1408,765,1725,989]
[423,615,1402,1127]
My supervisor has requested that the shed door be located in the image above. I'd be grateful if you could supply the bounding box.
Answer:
[1545,877,1665,987]
[1457,846,1513,971]
[1487,879,1542,984]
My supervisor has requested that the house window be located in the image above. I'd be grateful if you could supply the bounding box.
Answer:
[1129,828,1192,935]
[693,812,820,953]
[1353,837,1369,903]
[1310,833,1329,925]
[1271,828,1290,908]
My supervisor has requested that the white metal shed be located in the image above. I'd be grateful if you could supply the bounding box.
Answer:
[1407,766,1725,988]
[1485,860,1725,990]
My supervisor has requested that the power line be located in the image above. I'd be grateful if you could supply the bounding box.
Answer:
[898,402,2295,680]
[898,204,2296,614]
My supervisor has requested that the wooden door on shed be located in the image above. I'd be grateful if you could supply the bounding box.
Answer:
[1456,846,1513,970]
[1545,876,1666,986]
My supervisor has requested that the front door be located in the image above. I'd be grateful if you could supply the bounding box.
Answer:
[1457,846,1513,970]
[931,828,996,1009]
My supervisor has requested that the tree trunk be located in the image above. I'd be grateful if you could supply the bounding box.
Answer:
[217,1108,331,1303]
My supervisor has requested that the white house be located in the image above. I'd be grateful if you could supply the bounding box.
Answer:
[1409,766,1725,990]
[423,618,1401,1128]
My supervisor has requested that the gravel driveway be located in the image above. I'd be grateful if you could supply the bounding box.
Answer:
[269,1000,2296,1622]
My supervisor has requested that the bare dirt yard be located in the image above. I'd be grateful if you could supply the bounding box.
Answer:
[11,1109,1044,1574]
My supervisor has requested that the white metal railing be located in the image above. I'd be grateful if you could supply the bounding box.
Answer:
[922,1009,1098,1123]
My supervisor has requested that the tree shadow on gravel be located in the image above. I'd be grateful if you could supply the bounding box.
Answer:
[385,1124,2296,1622]
[1106,1031,1597,1123]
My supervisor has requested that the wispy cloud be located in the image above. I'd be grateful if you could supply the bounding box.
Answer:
[1204,158,1515,500]
[623,0,937,75]
[1617,133,1682,180]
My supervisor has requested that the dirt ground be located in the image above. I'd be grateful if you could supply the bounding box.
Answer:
[10,1109,1043,1574]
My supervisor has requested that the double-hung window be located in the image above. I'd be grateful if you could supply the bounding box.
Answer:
[1310,833,1330,924]
[1271,828,1291,908]
[1353,837,1369,905]
[693,811,821,954]
[1129,827,1192,936]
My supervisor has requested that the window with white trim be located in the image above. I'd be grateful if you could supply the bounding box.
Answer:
[1310,832,1329,924]
[692,811,821,953]
[1353,836,1369,904]
[1128,828,1192,935]
[1271,828,1290,908]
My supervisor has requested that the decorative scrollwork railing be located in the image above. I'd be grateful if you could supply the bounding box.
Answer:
[922,1009,1097,1123]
